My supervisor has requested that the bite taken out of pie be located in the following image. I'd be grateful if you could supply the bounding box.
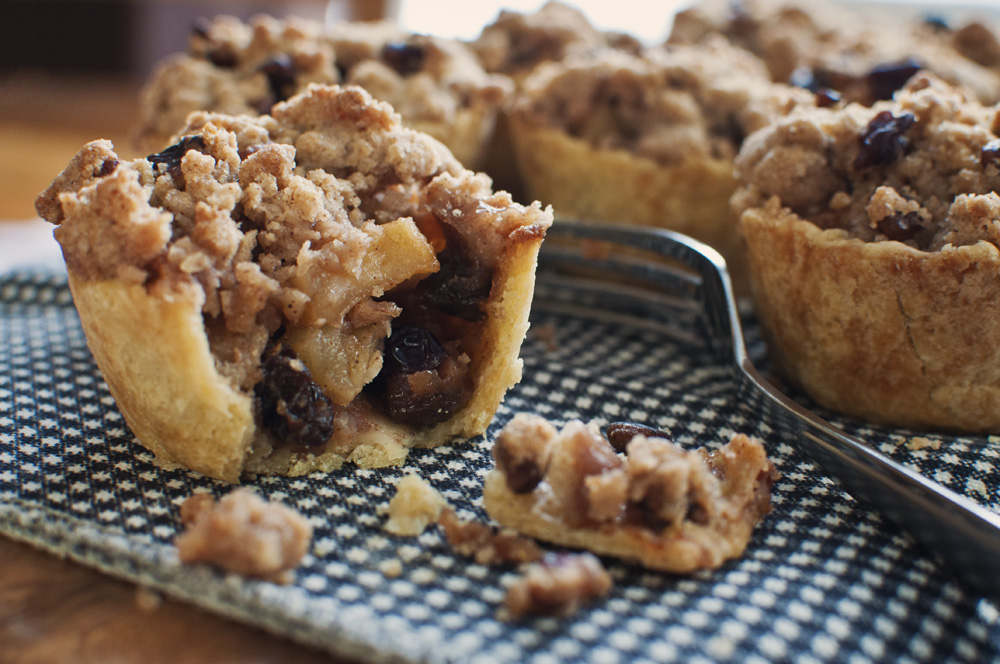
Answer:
[36,84,552,482]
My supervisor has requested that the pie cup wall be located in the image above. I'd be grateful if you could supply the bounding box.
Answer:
[741,201,1000,432]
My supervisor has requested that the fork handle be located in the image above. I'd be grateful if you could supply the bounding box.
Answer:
[798,426,1000,598]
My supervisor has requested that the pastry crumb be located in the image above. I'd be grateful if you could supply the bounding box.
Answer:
[438,508,542,565]
[379,558,405,578]
[503,552,612,619]
[906,436,942,451]
[383,473,447,536]
[174,489,312,583]
[134,586,162,612]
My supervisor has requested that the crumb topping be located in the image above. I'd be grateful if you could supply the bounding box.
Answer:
[510,40,810,165]
[668,0,1000,105]
[470,0,610,77]
[733,74,1000,251]
[137,14,509,167]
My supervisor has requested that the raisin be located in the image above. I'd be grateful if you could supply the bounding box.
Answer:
[147,135,206,183]
[854,111,916,170]
[815,88,842,108]
[789,66,825,93]
[605,422,671,454]
[378,325,469,426]
[96,158,119,177]
[982,139,1000,168]
[866,58,922,102]
[382,42,426,76]
[877,211,924,242]
[494,445,545,494]
[383,369,465,426]
[423,249,492,320]
[259,55,297,104]
[386,325,447,374]
[255,345,335,449]
[923,14,950,32]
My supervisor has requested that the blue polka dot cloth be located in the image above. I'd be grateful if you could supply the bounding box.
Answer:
[2,268,999,663]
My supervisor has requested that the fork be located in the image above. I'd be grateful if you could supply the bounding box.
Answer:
[533,219,1000,600]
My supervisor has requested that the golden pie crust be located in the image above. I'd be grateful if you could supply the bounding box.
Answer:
[741,201,1000,431]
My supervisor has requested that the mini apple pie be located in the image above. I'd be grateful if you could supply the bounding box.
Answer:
[482,415,777,573]
[733,74,1000,431]
[37,85,551,482]
[669,0,1000,105]
[137,14,510,169]
[507,41,810,286]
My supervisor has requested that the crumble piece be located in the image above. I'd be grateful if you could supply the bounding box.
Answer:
[504,552,612,619]
[483,415,778,573]
[382,473,447,536]
[175,488,312,583]
[438,508,542,566]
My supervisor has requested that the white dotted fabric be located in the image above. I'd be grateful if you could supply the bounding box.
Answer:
[2,269,1000,663]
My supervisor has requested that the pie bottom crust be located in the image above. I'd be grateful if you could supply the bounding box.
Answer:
[68,226,543,483]
[741,200,1000,432]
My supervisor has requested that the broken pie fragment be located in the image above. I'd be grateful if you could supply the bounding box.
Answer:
[36,84,551,482]
[483,414,778,573]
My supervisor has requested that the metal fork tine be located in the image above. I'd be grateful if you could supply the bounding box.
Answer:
[536,219,1000,602]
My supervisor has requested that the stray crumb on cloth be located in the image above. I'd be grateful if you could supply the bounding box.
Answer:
[174,488,312,584]
[504,552,612,619]
[381,473,447,536]
[135,586,163,612]
[438,508,543,566]
[906,436,942,451]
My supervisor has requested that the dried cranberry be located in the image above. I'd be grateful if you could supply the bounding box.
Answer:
[866,58,922,102]
[259,55,297,104]
[386,325,447,374]
[382,42,426,76]
[877,211,924,242]
[255,345,335,448]
[147,135,206,182]
[854,111,916,169]
[982,139,1000,167]
[605,422,671,454]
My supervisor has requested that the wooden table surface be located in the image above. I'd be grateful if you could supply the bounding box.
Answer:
[0,75,358,664]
